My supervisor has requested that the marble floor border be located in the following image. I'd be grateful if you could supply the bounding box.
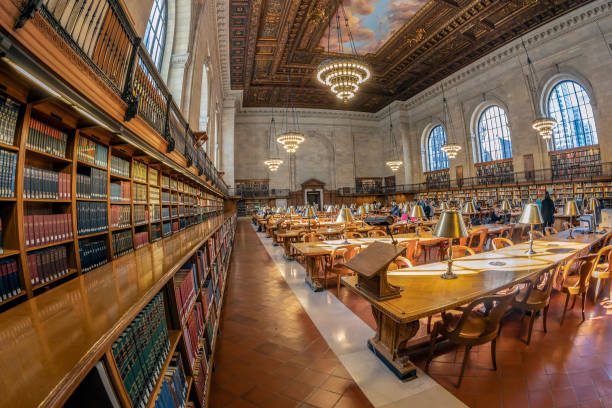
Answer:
[251,223,466,408]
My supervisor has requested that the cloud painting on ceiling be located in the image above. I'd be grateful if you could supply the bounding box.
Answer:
[319,0,428,54]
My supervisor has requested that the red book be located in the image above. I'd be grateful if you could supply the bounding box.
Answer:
[27,253,36,285]
[33,215,40,246]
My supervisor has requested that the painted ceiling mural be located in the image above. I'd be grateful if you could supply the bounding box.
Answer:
[319,0,429,54]
[229,0,596,112]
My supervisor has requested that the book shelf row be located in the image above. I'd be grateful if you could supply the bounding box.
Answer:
[80,216,236,408]
[0,86,225,312]
[0,212,236,408]
[415,180,612,204]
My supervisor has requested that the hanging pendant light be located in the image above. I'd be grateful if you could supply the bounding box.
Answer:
[277,72,305,153]
[316,1,371,103]
[385,106,403,171]
[264,114,283,171]
[522,39,557,140]
[440,84,462,159]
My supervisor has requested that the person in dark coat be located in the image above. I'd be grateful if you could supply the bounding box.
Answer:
[541,192,555,228]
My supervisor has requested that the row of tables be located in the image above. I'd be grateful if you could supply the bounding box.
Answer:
[254,213,603,381]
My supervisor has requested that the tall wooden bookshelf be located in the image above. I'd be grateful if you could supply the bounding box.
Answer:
[0,57,236,408]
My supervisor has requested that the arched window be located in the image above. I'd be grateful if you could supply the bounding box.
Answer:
[199,67,209,133]
[427,126,449,171]
[547,80,598,151]
[144,0,168,70]
[476,105,513,162]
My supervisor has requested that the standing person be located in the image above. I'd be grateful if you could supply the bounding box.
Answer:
[541,192,555,228]
[424,200,433,219]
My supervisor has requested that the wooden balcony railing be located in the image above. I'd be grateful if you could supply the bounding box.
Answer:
[19,0,228,195]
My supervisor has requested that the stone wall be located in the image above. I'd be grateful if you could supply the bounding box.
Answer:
[232,0,612,191]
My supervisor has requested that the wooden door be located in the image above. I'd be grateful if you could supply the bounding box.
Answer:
[524,154,534,182]
[456,166,463,188]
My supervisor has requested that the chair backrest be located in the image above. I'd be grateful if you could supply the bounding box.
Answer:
[329,244,361,266]
[595,245,612,272]
[449,287,519,340]
[562,221,571,231]
[346,231,363,239]
[562,254,597,292]
[545,226,558,236]
[520,224,530,239]
[388,256,413,271]
[302,232,322,242]
[467,229,488,252]
[517,264,561,307]
[421,226,433,233]
[452,245,475,258]
[532,230,545,239]
[601,232,612,248]
[368,229,387,238]
[398,239,419,264]
[492,237,514,250]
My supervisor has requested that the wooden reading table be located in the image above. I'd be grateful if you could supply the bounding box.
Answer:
[292,233,442,291]
[342,231,603,380]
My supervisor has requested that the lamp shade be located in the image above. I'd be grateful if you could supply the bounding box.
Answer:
[588,197,599,213]
[325,205,333,212]
[357,205,366,215]
[304,206,318,219]
[564,201,580,217]
[350,203,356,209]
[519,203,543,225]
[410,205,426,219]
[434,210,469,239]
[288,207,297,217]
[500,200,512,212]
[336,208,354,224]
[276,207,285,214]
[439,202,450,211]
[462,202,476,214]
[364,203,370,213]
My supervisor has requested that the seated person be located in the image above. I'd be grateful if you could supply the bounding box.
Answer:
[490,203,504,224]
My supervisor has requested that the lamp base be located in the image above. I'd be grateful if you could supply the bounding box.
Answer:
[440,272,458,280]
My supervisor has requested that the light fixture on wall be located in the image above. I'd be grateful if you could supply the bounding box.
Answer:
[385,106,403,172]
[522,39,557,140]
[440,84,461,159]
[316,1,371,103]
[277,72,305,153]
[264,109,283,171]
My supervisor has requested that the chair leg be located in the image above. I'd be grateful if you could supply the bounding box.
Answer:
[570,295,577,310]
[581,293,586,321]
[425,326,438,371]
[337,274,341,297]
[457,345,472,387]
[594,278,601,303]
[491,339,497,370]
[543,305,549,333]
[427,316,432,333]
[560,293,571,326]
[526,312,536,345]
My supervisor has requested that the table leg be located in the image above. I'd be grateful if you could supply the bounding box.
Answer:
[304,255,324,292]
[367,307,423,380]
[283,238,294,260]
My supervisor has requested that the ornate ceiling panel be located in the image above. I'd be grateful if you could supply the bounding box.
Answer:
[229,0,596,112]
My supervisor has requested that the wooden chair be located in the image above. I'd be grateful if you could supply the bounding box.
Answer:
[452,245,475,258]
[324,244,362,296]
[512,264,561,344]
[562,221,571,231]
[346,231,363,239]
[302,232,323,242]
[425,287,519,387]
[590,245,612,302]
[560,254,597,325]
[388,256,414,271]
[492,237,514,250]
[421,226,433,233]
[398,239,420,265]
[544,226,558,236]
[532,230,545,239]
[467,229,488,253]
[368,229,387,238]
[419,238,448,264]
[601,232,612,248]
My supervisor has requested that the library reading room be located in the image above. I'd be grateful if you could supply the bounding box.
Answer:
[2,1,612,408]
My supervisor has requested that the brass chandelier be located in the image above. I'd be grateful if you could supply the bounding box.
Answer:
[316,1,371,103]
[522,39,557,140]
[277,73,305,153]
[385,106,403,171]
[264,110,283,171]
[440,85,461,159]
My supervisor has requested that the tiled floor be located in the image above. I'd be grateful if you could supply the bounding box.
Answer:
[213,219,612,407]
[210,219,373,408]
